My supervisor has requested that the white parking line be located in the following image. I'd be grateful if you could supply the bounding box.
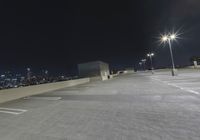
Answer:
[0,107,27,115]
[0,110,21,115]
[166,83,200,95]
[185,89,200,95]
[188,87,200,90]
[170,82,200,85]
[151,77,200,95]
[0,107,27,112]
[24,96,62,101]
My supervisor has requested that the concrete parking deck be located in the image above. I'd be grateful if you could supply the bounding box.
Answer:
[0,70,200,140]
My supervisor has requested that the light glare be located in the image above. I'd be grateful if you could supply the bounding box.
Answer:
[147,53,154,57]
[170,34,176,40]
[162,36,168,42]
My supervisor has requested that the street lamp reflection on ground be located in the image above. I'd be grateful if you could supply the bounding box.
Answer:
[147,53,154,74]
[161,33,178,76]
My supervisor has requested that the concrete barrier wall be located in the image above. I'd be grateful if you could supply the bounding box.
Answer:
[89,76,103,81]
[0,78,90,104]
[89,75,113,81]
[187,66,200,69]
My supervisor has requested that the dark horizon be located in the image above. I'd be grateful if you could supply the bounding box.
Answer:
[1,0,200,74]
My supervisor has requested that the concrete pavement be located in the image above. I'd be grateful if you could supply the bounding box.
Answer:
[0,70,200,140]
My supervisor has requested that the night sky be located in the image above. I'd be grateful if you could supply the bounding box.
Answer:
[1,0,200,74]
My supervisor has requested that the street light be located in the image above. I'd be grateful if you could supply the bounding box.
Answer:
[147,53,154,74]
[161,33,177,76]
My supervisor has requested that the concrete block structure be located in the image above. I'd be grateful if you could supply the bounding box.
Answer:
[78,61,110,80]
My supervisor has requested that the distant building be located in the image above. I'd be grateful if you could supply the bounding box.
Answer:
[78,61,110,80]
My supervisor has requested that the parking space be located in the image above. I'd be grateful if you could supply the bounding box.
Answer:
[151,69,200,95]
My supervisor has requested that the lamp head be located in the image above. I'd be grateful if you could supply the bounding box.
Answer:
[162,35,168,42]
[170,34,176,40]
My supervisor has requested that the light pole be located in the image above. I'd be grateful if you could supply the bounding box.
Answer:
[27,68,31,81]
[141,59,147,71]
[161,34,177,76]
[139,62,142,70]
[147,53,154,74]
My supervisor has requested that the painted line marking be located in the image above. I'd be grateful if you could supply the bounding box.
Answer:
[188,87,200,90]
[0,107,27,112]
[0,107,27,115]
[169,82,200,85]
[166,83,200,95]
[185,89,200,95]
[151,77,200,95]
[24,96,62,101]
[0,111,22,115]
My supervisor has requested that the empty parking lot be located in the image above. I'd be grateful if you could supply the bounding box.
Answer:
[0,69,200,140]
